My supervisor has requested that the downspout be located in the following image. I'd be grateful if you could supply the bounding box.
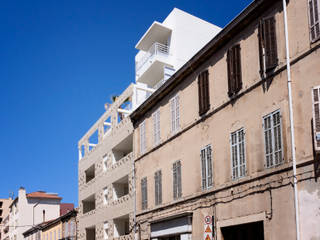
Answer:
[132,153,137,240]
[282,0,300,239]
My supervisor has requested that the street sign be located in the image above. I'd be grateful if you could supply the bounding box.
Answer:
[205,216,212,225]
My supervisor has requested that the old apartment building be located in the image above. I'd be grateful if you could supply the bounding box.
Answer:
[77,8,220,240]
[130,0,320,239]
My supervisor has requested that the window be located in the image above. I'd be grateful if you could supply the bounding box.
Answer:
[104,222,109,240]
[141,177,148,210]
[65,222,69,237]
[198,70,210,116]
[231,129,246,179]
[263,110,283,168]
[201,145,213,189]
[308,0,320,42]
[258,16,278,76]
[53,230,56,240]
[153,109,161,146]
[140,120,146,154]
[170,94,180,134]
[173,160,182,199]
[103,187,108,205]
[227,44,242,97]
[58,229,61,240]
[70,222,74,237]
[154,170,162,205]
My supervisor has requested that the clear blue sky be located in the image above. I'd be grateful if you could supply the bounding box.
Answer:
[0,0,252,205]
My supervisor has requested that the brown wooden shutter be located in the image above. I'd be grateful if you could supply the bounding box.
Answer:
[258,20,265,76]
[198,70,210,115]
[234,44,242,92]
[227,49,234,97]
[266,17,278,69]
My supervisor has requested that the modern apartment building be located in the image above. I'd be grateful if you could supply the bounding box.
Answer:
[8,188,62,240]
[0,198,13,240]
[130,0,320,239]
[77,8,221,240]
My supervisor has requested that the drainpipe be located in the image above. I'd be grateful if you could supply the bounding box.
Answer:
[132,154,137,240]
[282,0,300,239]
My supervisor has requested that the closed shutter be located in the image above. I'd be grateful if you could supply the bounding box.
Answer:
[141,177,147,210]
[258,20,265,76]
[173,162,177,199]
[309,0,320,42]
[170,98,176,133]
[200,148,207,189]
[312,86,320,150]
[264,17,278,70]
[207,146,213,187]
[227,48,234,96]
[175,95,180,131]
[227,45,242,97]
[198,70,210,115]
[153,110,160,146]
[158,170,162,204]
[140,121,146,154]
[177,161,182,198]
[198,72,204,114]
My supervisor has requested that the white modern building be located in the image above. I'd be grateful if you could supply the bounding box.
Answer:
[78,8,221,240]
[135,8,221,90]
[8,187,62,240]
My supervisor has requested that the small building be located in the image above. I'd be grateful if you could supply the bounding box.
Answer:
[0,197,13,240]
[8,188,62,240]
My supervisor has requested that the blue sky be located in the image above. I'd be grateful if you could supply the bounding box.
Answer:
[0,0,252,204]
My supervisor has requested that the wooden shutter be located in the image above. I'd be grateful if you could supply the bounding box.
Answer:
[207,146,213,187]
[198,70,210,115]
[258,20,265,76]
[141,177,147,210]
[312,86,320,151]
[175,95,180,131]
[170,98,176,133]
[173,162,177,199]
[227,45,242,97]
[265,17,278,70]
[177,161,182,198]
[200,148,207,189]
[154,171,162,205]
[227,48,234,97]
[309,0,320,42]
[234,45,242,92]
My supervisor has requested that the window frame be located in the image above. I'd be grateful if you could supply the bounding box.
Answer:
[200,144,213,190]
[230,128,247,180]
[263,109,284,168]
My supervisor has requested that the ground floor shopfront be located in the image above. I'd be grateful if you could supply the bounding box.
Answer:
[136,163,320,240]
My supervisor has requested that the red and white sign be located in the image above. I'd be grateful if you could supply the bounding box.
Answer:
[205,216,212,225]
[204,216,214,240]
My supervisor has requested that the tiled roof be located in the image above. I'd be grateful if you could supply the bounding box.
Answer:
[26,191,62,200]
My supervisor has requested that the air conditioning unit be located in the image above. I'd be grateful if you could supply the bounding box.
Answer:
[312,86,320,152]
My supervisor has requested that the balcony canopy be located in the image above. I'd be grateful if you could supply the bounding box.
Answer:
[136,21,172,51]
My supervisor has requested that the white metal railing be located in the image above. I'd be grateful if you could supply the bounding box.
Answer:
[135,42,169,72]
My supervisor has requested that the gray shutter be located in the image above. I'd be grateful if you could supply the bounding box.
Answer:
[141,178,147,210]
[177,161,182,198]
[173,162,177,199]
[207,146,213,187]
[201,149,207,189]
[159,170,162,204]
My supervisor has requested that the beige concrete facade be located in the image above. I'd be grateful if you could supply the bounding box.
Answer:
[78,84,140,240]
[131,0,320,239]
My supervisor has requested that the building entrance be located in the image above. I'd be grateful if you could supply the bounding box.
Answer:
[221,221,264,240]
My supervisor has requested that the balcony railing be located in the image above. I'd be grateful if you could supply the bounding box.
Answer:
[135,42,169,72]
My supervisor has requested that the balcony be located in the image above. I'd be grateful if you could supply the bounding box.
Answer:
[112,176,129,205]
[82,194,95,214]
[113,214,130,238]
[135,42,174,88]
